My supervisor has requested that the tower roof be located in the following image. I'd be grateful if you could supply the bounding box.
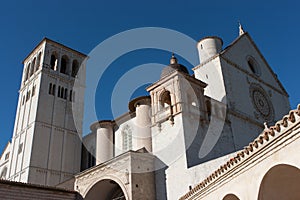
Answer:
[22,37,88,63]
[160,54,189,78]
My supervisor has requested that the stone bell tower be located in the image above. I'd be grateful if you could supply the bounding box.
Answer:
[7,38,87,186]
[147,54,208,199]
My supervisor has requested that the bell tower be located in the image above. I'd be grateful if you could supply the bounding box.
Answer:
[147,54,207,165]
[7,38,87,186]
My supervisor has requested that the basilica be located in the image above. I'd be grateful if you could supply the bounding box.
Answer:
[0,26,299,200]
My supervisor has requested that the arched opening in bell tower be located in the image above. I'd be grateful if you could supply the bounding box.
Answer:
[160,90,171,108]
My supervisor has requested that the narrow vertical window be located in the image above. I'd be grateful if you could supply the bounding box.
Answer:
[32,85,36,97]
[206,100,211,119]
[64,88,68,99]
[30,58,36,77]
[26,91,31,101]
[49,83,52,94]
[60,87,64,98]
[69,90,72,101]
[60,55,69,75]
[24,64,30,81]
[50,54,57,70]
[36,52,42,72]
[22,95,25,105]
[18,143,23,154]
[52,84,56,95]
[71,60,79,77]
[27,63,32,79]
[58,86,61,97]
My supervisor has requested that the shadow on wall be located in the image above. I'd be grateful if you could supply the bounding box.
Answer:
[184,117,235,168]
[258,164,300,200]
[154,157,168,200]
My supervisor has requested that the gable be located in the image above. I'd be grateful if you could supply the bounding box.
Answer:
[221,33,288,97]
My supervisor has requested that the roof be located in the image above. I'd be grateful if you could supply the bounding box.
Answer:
[180,104,300,200]
[0,179,77,193]
[22,37,88,63]
[160,54,189,79]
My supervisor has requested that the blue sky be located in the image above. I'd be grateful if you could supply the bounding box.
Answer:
[0,0,299,153]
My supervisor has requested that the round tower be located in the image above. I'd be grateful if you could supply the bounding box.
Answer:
[90,120,114,165]
[197,36,223,64]
[129,96,152,152]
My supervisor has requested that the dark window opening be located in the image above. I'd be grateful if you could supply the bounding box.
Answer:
[60,56,69,75]
[32,85,36,97]
[206,100,211,119]
[161,91,171,108]
[36,52,42,71]
[50,54,57,70]
[71,60,79,77]
[58,86,61,97]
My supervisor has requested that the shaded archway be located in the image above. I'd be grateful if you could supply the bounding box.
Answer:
[222,194,240,200]
[258,164,300,200]
[160,90,171,108]
[85,179,126,200]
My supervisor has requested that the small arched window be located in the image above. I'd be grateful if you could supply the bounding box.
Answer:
[27,63,32,79]
[24,64,30,81]
[50,54,57,70]
[71,60,79,77]
[30,58,36,77]
[161,91,171,108]
[247,56,261,76]
[36,52,42,71]
[60,55,69,75]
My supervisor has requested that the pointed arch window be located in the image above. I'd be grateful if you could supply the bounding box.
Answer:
[27,63,32,79]
[50,53,57,70]
[30,58,36,77]
[71,60,79,77]
[36,52,42,71]
[24,64,30,81]
[60,55,69,75]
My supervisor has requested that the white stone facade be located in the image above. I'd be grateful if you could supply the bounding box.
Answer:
[0,38,87,186]
[0,29,295,200]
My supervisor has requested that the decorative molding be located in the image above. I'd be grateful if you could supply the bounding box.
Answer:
[180,104,300,200]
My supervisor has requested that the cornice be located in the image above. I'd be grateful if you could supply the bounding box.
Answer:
[180,104,300,200]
